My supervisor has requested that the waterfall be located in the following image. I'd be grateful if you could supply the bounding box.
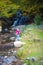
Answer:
[12,19,19,27]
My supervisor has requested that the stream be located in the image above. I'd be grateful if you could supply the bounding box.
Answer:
[0,26,24,65]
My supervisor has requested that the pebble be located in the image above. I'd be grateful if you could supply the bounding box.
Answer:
[13,50,17,53]
[10,37,15,41]
[31,57,37,61]
[7,52,11,54]
[4,56,8,58]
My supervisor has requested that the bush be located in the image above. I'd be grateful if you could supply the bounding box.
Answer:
[34,14,43,25]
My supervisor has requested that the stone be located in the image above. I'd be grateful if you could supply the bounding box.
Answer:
[1,56,18,64]
[31,57,36,61]
[7,52,11,54]
[13,51,16,53]
[14,41,26,48]
[10,37,15,41]
[0,62,2,65]
[2,39,6,43]
[11,50,14,53]
[4,56,7,58]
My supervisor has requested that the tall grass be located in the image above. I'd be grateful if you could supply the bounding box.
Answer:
[16,25,43,65]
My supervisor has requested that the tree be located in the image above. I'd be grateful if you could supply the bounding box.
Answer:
[0,0,43,17]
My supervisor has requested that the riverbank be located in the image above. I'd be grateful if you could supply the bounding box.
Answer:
[0,24,43,65]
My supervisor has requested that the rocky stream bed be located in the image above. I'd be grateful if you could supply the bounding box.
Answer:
[0,25,43,65]
[0,28,23,65]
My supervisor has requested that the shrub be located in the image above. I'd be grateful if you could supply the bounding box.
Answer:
[34,14,43,25]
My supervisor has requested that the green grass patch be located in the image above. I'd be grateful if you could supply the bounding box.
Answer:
[16,25,43,65]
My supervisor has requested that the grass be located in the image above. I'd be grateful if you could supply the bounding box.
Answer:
[16,24,43,65]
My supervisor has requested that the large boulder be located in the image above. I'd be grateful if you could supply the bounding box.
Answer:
[14,41,26,48]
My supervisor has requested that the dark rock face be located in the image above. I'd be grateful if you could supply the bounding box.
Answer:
[0,10,34,32]
[11,11,34,26]
[0,17,14,33]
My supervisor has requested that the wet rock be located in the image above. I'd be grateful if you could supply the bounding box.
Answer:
[11,50,14,53]
[0,62,2,65]
[11,27,16,31]
[13,51,17,55]
[2,39,6,43]
[4,56,8,59]
[8,51,11,54]
[10,37,15,41]
[31,57,37,61]
[2,63,8,65]
[0,56,18,64]
[7,51,12,55]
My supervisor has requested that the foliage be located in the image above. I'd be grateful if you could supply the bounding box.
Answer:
[34,14,43,25]
[0,0,43,17]
[23,59,42,65]
[0,0,20,17]
[16,25,43,65]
